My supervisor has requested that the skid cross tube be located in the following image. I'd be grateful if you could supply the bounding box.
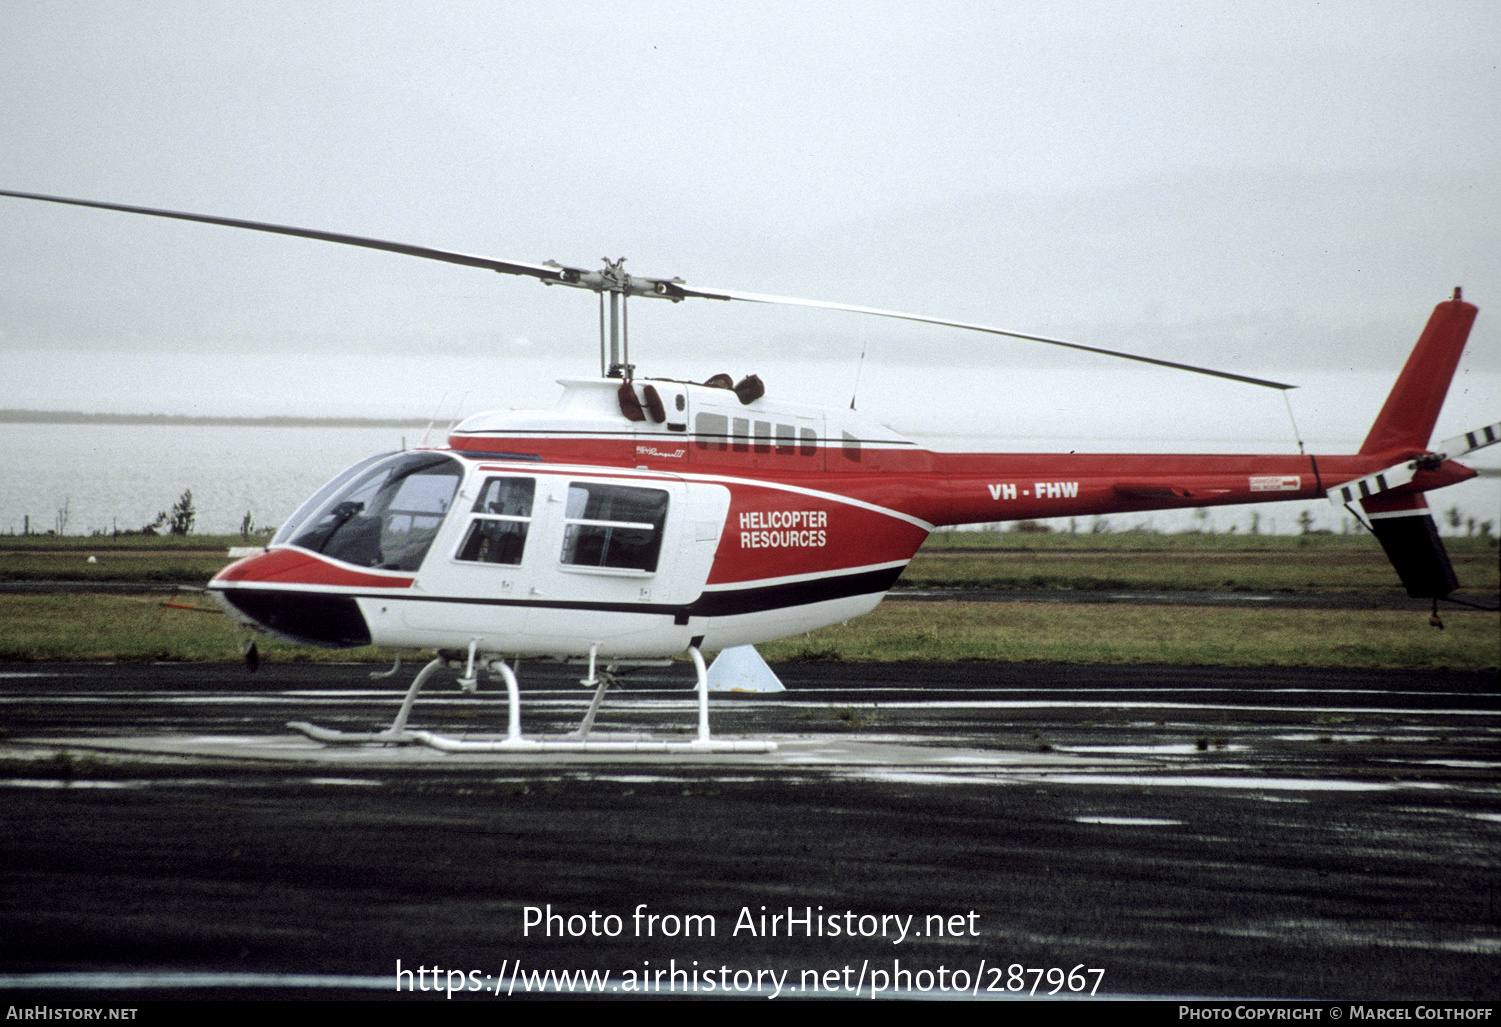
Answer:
[288,646,776,752]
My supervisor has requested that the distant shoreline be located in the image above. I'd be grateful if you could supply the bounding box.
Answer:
[0,409,431,429]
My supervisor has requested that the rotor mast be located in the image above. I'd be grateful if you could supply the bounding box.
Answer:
[545,256,689,379]
[601,258,631,379]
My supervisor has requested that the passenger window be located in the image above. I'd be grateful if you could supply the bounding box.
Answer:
[695,412,728,451]
[455,477,535,565]
[561,483,668,572]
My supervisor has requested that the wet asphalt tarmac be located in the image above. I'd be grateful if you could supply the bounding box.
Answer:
[0,659,1496,1002]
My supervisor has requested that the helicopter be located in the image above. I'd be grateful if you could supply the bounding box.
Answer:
[2,189,1496,751]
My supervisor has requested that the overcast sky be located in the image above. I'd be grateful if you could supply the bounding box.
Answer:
[1,1,1496,453]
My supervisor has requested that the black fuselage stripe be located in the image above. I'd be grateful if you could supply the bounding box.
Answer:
[688,566,903,616]
[212,565,904,621]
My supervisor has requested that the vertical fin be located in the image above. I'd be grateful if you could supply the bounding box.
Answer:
[1361,494,1458,599]
[1360,292,1477,456]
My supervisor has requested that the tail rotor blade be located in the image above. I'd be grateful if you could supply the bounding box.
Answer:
[1431,420,1501,462]
[1328,463,1420,508]
[1329,419,1501,507]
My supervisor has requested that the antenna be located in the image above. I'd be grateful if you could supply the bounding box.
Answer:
[446,391,472,434]
[849,337,868,411]
[420,392,449,448]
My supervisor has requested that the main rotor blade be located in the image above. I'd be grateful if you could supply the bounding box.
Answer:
[668,284,1297,391]
[2,188,1296,389]
[0,189,570,283]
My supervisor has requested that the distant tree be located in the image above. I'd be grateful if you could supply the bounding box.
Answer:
[169,490,195,536]
[1297,509,1315,535]
[1446,506,1463,533]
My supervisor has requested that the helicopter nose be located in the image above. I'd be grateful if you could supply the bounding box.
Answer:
[208,548,404,648]
[212,587,372,648]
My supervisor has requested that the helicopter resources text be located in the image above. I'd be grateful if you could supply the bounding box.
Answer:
[738,510,828,549]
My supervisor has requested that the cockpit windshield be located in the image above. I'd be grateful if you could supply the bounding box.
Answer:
[284,452,462,571]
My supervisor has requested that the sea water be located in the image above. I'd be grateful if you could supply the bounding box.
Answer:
[0,422,416,537]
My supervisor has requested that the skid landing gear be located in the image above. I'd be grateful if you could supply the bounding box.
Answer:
[286,644,776,753]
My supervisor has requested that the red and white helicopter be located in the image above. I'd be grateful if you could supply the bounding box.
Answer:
[3,189,1495,751]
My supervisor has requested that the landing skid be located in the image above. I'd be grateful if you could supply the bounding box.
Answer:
[286,645,776,753]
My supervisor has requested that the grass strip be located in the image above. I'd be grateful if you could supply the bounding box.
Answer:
[0,593,1493,669]
[920,530,1500,554]
[898,549,1498,594]
[0,593,383,664]
[756,600,1499,670]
